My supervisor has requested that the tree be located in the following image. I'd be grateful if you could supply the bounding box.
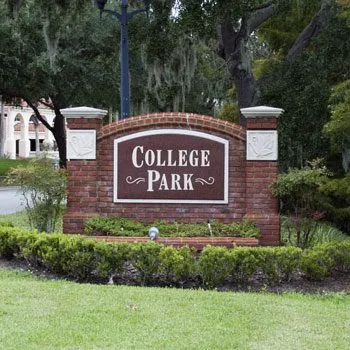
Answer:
[260,4,350,170]
[324,80,350,172]
[178,0,336,124]
[0,0,119,167]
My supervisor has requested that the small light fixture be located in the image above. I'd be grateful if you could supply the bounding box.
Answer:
[148,227,159,240]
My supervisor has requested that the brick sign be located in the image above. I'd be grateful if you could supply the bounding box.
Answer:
[114,129,229,203]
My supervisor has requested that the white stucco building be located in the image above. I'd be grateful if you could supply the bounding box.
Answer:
[0,102,57,159]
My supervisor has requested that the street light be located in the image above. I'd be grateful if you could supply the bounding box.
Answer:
[95,0,151,120]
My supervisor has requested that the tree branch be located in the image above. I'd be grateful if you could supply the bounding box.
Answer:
[248,2,276,33]
[286,0,334,62]
[23,99,53,131]
[250,1,274,12]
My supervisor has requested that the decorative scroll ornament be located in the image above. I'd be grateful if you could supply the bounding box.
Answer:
[126,176,146,185]
[194,177,215,185]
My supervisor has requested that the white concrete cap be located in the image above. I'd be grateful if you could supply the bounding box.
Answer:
[240,106,284,118]
[61,106,108,119]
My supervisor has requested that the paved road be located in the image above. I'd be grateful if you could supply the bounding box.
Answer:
[0,187,26,214]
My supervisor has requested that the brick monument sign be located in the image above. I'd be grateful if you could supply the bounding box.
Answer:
[62,106,283,245]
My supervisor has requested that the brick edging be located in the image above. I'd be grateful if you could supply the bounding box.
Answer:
[97,113,246,141]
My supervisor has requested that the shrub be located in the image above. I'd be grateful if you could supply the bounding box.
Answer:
[300,248,334,280]
[6,157,67,233]
[84,217,260,238]
[159,245,196,284]
[128,242,163,285]
[0,221,14,228]
[199,246,232,287]
[1,228,349,288]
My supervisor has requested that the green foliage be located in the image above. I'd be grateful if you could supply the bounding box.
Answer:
[261,11,350,171]
[1,227,350,287]
[128,242,162,285]
[0,221,14,228]
[273,163,350,240]
[261,58,332,170]
[5,157,67,233]
[84,217,260,238]
[198,246,232,287]
[300,248,334,280]
[259,0,321,55]
[271,162,330,217]
[217,102,239,124]
[159,245,196,283]
[281,217,350,248]
[323,80,350,172]
[84,217,148,236]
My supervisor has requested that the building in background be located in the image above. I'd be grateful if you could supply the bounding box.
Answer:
[1,102,57,159]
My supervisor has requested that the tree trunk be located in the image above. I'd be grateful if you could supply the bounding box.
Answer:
[218,1,333,126]
[220,21,259,125]
[51,110,67,168]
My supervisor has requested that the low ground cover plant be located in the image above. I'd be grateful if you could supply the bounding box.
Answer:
[84,217,260,238]
[281,216,350,248]
[1,226,349,288]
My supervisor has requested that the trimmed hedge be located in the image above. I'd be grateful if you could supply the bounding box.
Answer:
[1,227,350,288]
[84,217,260,238]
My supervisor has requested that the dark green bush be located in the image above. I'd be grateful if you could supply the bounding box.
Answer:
[198,246,233,287]
[159,245,196,284]
[84,217,260,238]
[0,221,14,228]
[1,227,349,288]
[300,248,334,280]
[128,242,162,285]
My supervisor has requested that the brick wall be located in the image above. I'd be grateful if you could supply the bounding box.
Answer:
[63,112,280,245]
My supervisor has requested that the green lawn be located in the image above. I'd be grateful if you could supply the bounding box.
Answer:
[0,268,349,350]
[0,210,31,230]
[0,158,30,175]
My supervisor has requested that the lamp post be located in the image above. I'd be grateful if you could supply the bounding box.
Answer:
[95,0,150,120]
[0,95,4,158]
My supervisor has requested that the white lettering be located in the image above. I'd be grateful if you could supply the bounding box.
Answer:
[156,150,166,166]
[183,174,194,190]
[167,150,177,166]
[131,146,211,169]
[178,150,188,167]
[159,174,169,190]
[171,174,181,190]
[145,149,155,166]
[132,146,144,168]
[189,150,199,167]
[147,170,160,192]
[201,150,210,166]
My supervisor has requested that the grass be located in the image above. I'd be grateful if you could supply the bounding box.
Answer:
[0,158,30,174]
[0,210,31,230]
[0,210,64,233]
[0,268,349,350]
[0,159,30,184]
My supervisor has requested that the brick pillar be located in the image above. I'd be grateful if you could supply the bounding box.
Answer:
[61,106,107,234]
[241,106,283,246]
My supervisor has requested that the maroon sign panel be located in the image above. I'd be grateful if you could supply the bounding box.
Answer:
[114,129,229,203]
